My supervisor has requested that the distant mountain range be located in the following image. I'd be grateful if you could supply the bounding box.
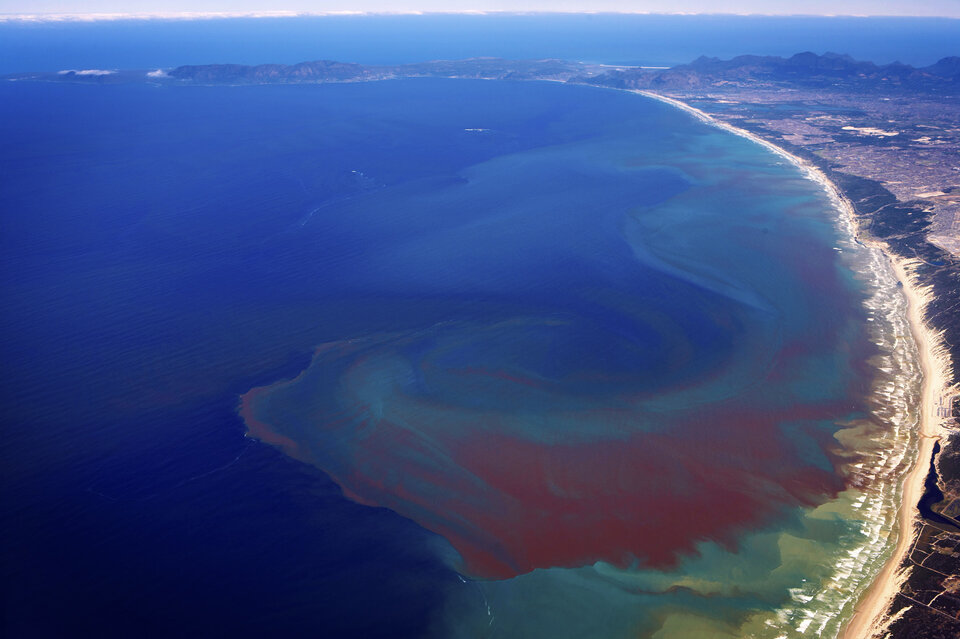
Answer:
[15,52,960,94]
[164,57,593,84]
[580,51,960,93]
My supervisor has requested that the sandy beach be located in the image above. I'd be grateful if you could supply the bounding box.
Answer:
[637,90,956,639]
[839,256,953,639]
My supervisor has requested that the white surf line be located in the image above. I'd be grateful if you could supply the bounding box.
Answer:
[634,89,958,639]
[840,256,957,639]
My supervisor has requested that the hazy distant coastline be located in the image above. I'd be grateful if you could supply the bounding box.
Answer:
[2,13,959,75]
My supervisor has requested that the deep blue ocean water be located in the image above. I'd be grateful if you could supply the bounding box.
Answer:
[4,80,550,636]
[0,79,687,636]
[1,74,879,637]
[0,14,958,74]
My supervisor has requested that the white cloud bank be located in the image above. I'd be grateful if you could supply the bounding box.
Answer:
[1,1,960,20]
[0,11,374,22]
[57,68,116,75]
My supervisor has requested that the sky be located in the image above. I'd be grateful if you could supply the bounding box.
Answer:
[2,1,959,19]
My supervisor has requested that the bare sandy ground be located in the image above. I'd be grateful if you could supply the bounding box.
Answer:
[839,257,953,639]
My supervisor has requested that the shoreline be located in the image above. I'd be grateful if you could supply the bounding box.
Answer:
[839,256,951,639]
[635,90,954,639]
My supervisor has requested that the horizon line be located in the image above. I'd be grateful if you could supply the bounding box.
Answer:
[3,10,960,23]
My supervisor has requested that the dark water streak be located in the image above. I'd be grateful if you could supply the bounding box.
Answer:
[918,441,960,531]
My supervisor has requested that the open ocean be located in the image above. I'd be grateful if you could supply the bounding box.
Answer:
[0,15,933,638]
[1,14,959,74]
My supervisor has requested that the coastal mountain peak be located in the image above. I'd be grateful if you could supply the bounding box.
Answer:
[925,56,960,78]
[170,59,368,82]
[576,51,960,93]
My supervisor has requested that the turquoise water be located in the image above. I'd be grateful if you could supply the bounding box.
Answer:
[238,81,889,636]
[2,78,906,637]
